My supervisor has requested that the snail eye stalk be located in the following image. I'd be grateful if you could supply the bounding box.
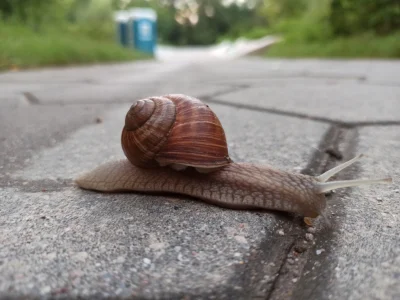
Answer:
[314,154,392,194]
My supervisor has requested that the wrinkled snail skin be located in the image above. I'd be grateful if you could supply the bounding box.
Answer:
[75,160,325,218]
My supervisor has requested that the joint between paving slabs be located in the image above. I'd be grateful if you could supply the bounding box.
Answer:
[18,90,400,129]
[204,98,400,128]
[266,124,356,300]
[265,240,297,300]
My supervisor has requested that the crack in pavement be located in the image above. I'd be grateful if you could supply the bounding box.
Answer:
[203,98,400,128]
[265,125,344,300]
[266,126,368,300]
[289,127,361,300]
[198,73,368,83]
[266,240,297,300]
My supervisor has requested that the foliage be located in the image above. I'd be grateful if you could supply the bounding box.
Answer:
[259,0,400,58]
[0,22,150,71]
[121,0,263,45]
[257,0,307,25]
[0,0,73,30]
[264,32,400,58]
[329,0,400,35]
[0,0,150,70]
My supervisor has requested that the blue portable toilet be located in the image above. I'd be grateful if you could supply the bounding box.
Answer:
[114,11,130,47]
[129,8,157,55]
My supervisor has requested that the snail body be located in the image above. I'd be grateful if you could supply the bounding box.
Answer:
[75,160,326,218]
[75,94,392,218]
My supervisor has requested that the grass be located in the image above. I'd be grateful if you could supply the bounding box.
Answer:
[264,33,400,59]
[0,23,152,71]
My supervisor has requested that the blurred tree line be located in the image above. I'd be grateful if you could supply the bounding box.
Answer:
[259,0,399,42]
[128,0,265,45]
[0,0,399,45]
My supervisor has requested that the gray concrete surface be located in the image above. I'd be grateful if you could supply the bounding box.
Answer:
[0,57,399,300]
[292,127,399,300]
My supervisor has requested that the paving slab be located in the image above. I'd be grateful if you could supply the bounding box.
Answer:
[0,61,174,84]
[0,104,112,178]
[24,82,233,105]
[291,126,399,300]
[0,60,191,105]
[0,62,233,106]
[189,58,400,86]
[1,99,329,299]
[181,58,400,124]
[215,82,400,123]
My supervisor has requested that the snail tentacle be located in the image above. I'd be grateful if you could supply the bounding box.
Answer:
[315,154,391,193]
[316,154,364,182]
[315,177,392,194]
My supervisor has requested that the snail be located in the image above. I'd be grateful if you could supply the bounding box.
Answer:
[75,94,392,219]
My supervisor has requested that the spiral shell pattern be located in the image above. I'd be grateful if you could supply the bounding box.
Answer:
[121,94,231,171]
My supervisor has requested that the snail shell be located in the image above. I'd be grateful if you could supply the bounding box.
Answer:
[121,94,232,172]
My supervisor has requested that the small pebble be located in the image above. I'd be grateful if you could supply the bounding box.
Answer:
[325,147,343,160]
[294,244,307,253]
[305,233,314,241]
[292,278,298,283]
[293,166,303,172]
[115,256,125,263]
[376,197,383,202]
[143,258,151,265]
[316,249,325,255]
[234,235,247,244]
[73,252,88,262]
[277,229,285,236]
[307,227,316,234]
[41,286,51,294]
[52,287,68,295]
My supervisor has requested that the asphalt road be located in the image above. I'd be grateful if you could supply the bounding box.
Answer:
[0,57,399,300]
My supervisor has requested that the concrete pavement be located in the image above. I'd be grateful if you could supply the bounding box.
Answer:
[0,57,399,299]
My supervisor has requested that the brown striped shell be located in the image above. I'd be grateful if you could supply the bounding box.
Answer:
[121,94,232,172]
